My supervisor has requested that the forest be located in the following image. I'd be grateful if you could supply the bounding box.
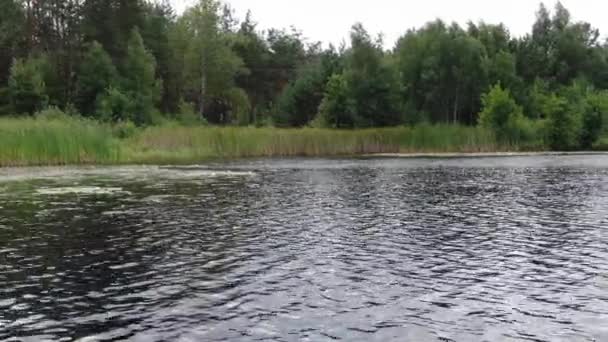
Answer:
[1,0,608,166]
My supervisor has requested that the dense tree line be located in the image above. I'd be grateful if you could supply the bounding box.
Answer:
[1,0,608,148]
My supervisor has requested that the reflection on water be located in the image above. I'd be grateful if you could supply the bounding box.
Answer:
[1,156,608,341]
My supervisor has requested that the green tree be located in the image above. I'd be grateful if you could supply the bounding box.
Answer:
[478,84,525,143]
[516,2,603,88]
[121,28,161,125]
[97,86,134,123]
[232,11,272,122]
[557,81,606,149]
[81,0,146,63]
[265,28,307,100]
[180,0,246,123]
[275,48,342,126]
[580,92,605,149]
[395,20,488,124]
[545,94,578,150]
[141,0,175,113]
[8,57,48,115]
[343,24,401,127]
[317,74,355,128]
[75,42,118,117]
[0,0,25,85]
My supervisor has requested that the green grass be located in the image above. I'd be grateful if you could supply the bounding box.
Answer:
[0,116,547,166]
[0,117,120,167]
[124,123,524,164]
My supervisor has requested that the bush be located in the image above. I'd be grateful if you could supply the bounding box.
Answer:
[580,91,607,149]
[274,66,325,127]
[0,87,11,115]
[544,94,579,150]
[112,121,138,139]
[75,41,118,117]
[226,88,251,126]
[8,57,48,115]
[478,84,525,144]
[317,74,356,128]
[97,87,134,123]
[544,81,606,150]
[121,29,161,126]
[177,99,207,125]
[255,115,274,128]
[35,106,71,121]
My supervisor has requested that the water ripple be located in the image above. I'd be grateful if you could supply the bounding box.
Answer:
[1,156,608,341]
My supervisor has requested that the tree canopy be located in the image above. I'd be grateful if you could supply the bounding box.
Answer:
[1,1,608,148]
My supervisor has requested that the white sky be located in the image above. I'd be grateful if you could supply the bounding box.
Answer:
[171,0,606,48]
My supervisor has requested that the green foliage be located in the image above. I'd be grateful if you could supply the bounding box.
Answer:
[180,0,246,123]
[8,57,49,115]
[2,0,608,155]
[275,64,328,126]
[177,99,206,125]
[227,88,251,125]
[0,116,119,166]
[125,124,502,164]
[81,0,146,61]
[121,28,162,126]
[232,12,270,118]
[141,1,175,113]
[545,94,578,150]
[97,87,133,123]
[580,94,604,149]
[35,106,71,121]
[76,42,118,117]
[317,74,355,128]
[344,24,402,127]
[517,2,602,87]
[0,0,25,85]
[0,87,12,115]
[558,82,608,149]
[396,20,489,124]
[316,24,402,128]
[478,84,526,143]
[112,121,138,139]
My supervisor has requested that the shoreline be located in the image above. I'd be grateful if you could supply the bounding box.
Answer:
[363,151,608,158]
[2,151,608,171]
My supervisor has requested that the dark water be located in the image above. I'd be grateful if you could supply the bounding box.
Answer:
[1,156,608,341]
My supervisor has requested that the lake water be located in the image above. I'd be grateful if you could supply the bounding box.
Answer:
[1,156,608,341]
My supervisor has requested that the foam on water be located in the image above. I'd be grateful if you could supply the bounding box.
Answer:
[0,165,256,183]
[36,186,128,196]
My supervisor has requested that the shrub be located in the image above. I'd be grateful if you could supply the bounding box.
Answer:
[97,87,134,123]
[121,28,161,126]
[478,84,525,144]
[580,91,607,149]
[112,121,138,139]
[544,94,579,150]
[75,41,118,117]
[8,57,48,115]
[177,99,207,125]
[317,74,356,128]
[35,106,70,121]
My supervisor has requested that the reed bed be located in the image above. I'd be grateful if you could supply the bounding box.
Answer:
[0,117,120,167]
[124,124,511,164]
[0,116,540,166]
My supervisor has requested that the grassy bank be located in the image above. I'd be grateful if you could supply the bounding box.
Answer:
[124,124,511,164]
[0,117,120,167]
[0,116,544,166]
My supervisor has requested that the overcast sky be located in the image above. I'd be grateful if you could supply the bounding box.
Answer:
[171,0,606,48]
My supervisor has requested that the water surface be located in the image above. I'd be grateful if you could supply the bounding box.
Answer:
[1,156,608,341]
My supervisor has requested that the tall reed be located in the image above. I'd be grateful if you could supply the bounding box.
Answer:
[0,117,544,167]
[124,124,514,164]
[0,117,120,167]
